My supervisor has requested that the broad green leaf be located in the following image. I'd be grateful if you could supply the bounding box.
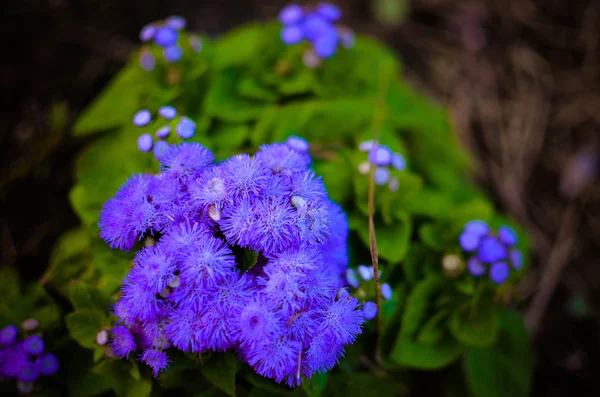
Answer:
[204,67,268,122]
[313,152,354,205]
[464,308,532,397]
[43,227,90,295]
[392,338,464,370]
[0,267,21,306]
[238,77,278,102]
[89,235,132,293]
[323,373,398,397]
[214,25,266,70]
[68,353,114,397]
[201,352,238,396]
[302,371,328,397]
[352,212,412,264]
[69,283,112,313]
[66,309,106,349]
[417,310,449,344]
[448,305,498,348]
[399,275,443,340]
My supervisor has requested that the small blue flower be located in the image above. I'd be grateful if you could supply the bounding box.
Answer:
[156,125,171,138]
[141,349,170,377]
[358,140,374,152]
[464,220,489,236]
[362,301,378,320]
[0,325,18,345]
[391,153,406,171]
[510,249,524,270]
[138,133,153,152]
[110,326,137,359]
[154,26,178,48]
[164,45,183,63]
[357,265,373,281]
[286,136,310,153]
[459,229,481,252]
[313,27,338,59]
[467,257,486,277]
[375,167,390,185]
[317,3,342,21]
[281,25,304,45]
[133,109,152,127]
[153,140,170,159]
[368,145,393,166]
[18,363,40,382]
[490,262,510,284]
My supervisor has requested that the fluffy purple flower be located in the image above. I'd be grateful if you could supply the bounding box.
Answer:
[318,292,365,345]
[244,337,302,385]
[130,246,176,294]
[234,299,283,347]
[178,236,236,287]
[286,135,310,153]
[189,166,230,209]
[256,143,308,175]
[222,154,269,200]
[159,143,214,179]
[111,326,137,359]
[141,349,170,377]
[0,343,28,377]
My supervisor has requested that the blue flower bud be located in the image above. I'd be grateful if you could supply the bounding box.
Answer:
[18,363,40,382]
[138,134,154,152]
[459,230,481,252]
[133,109,152,127]
[139,24,157,42]
[375,167,390,185]
[0,325,18,345]
[17,381,34,393]
[392,153,406,171]
[317,2,342,21]
[388,176,399,192]
[281,25,304,45]
[166,16,186,30]
[313,27,338,59]
[286,135,310,153]
[154,26,178,48]
[159,106,177,120]
[358,265,373,281]
[23,336,44,356]
[156,126,171,138]
[153,141,170,159]
[140,52,156,71]
[464,220,489,237]
[490,262,510,284]
[164,46,183,63]
[338,27,355,48]
[478,236,507,263]
[363,301,378,320]
[510,249,524,270]
[467,257,486,277]
[176,117,196,139]
[345,268,359,288]
[36,353,59,375]
[368,145,393,166]
[303,13,331,42]
[381,283,392,300]
[358,140,374,151]
[279,4,304,25]
[498,225,518,246]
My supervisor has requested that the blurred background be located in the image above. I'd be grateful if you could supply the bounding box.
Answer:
[1,0,599,395]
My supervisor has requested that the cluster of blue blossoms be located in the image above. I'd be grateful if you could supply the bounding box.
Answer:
[345,265,393,320]
[99,137,365,386]
[0,324,59,393]
[358,140,406,192]
[139,16,202,70]
[459,220,524,284]
[279,3,355,66]
[133,107,196,159]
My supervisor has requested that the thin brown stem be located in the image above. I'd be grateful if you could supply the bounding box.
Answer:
[368,61,394,336]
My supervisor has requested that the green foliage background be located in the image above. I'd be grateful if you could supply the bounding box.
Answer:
[0,21,532,397]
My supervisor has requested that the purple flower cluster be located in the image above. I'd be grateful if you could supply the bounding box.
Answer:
[0,325,59,393]
[358,140,406,191]
[99,138,364,386]
[279,3,355,67]
[459,220,524,284]
[133,107,196,158]
[345,266,393,320]
[138,16,202,70]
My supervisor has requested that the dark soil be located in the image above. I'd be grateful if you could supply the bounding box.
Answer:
[2,0,599,395]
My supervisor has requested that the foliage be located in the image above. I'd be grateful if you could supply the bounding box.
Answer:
[2,10,533,397]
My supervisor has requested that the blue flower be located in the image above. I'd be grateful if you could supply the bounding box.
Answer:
[154,26,178,48]
[35,353,59,376]
[279,4,304,25]
[175,117,196,139]
[138,133,153,152]
[159,143,214,179]
[222,154,269,200]
[23,336,44,356]
[256,143,308,175]
[140,349,170,377]
[18,363,40,382]
[110,326,137,359]
[478,237,508,264]
[490,262,510,284]
[139,24,157,42]
[165,16,186,30]
[345,269,359,288]
[164,46,183,62]
[317,292,364,344]
[129,246,176,294]
[362,301,378,320]
[133,109,152,127]
[0,325,18,345]
[234,299,283,347]
[381,283,392,300]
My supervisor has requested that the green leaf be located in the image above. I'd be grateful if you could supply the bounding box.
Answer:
[214,25,266,70]
[302,372,328,397]
[210,123,250,157]
[392,338,464,370]
[238,77,278,102]
[417,310,449,344]
[313,152,354,205]
[0,267,20,306]
[204,67,268,123]
[201,352,238,396]
[66,309,106,349]
[43,228,90,295]
[69,283,112,313]
[323,373,398,397]
[73,62,179,136]
[448,305,498,348]
[399,275,443,340]
[352,212,412,264]
[89,235,133,293]
[464,308,532,397]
